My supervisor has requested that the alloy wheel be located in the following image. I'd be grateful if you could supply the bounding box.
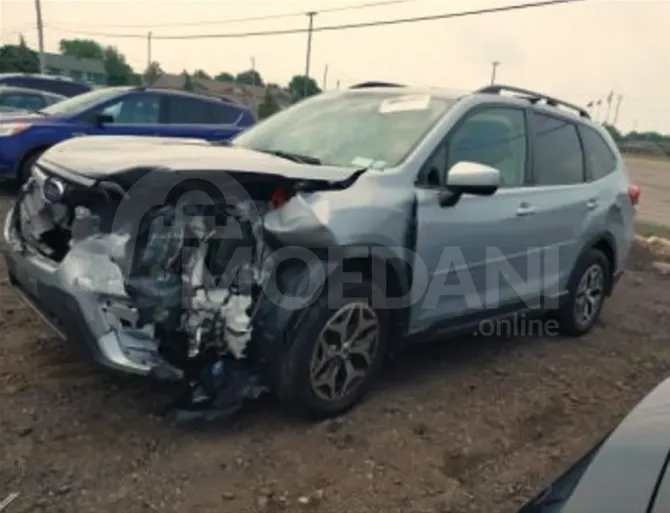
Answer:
[309,302,380,402]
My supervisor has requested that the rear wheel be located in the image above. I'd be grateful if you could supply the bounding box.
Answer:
[556,248,610,336]
[276,280,388,420]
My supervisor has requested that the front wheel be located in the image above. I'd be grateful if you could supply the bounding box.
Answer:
[556,248,610,336]
[276,280,388,420]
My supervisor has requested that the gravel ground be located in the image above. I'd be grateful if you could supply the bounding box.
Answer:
[1,187,670,513]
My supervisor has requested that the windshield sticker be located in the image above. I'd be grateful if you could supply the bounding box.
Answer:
[371,160,387,169]
[351,156,375,168]
[379,95,431,113]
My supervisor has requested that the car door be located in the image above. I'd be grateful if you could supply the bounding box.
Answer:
[410,105,537,332]
[93,92,168,137]
[525,111,591,302]
[163,95,245,141]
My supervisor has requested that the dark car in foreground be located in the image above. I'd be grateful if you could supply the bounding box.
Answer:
[0,85,65,112]
[0,86,256,182]
[0,73,92,98]
[517,376,670,513]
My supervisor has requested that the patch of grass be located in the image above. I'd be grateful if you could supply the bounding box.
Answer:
[636,221,670,239]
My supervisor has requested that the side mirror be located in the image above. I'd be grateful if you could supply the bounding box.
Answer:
[439,161,501,207]
[95,113,114,126]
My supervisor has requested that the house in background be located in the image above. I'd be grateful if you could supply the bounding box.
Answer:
[44,53,107,86]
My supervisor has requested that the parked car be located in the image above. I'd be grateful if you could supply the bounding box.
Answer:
[0,85,65,112]
[0,73,92,98]
[516,375,670,513]
[2,83,638,420]
[0,86,256,183]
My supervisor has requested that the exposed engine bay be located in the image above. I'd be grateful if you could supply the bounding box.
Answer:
[12,172,283,420]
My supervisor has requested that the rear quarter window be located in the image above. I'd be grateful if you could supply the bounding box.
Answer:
[579,125,618,181]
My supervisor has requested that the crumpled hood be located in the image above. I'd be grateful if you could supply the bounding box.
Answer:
[40,135,363,183]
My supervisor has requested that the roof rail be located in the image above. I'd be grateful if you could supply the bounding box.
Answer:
[349,81,405,89]
[476,84,590,119]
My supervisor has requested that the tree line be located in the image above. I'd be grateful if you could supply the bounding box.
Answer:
[0,37,322,118]
[603,124,670,157]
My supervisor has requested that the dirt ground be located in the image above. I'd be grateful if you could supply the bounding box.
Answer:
[2,183,670,513]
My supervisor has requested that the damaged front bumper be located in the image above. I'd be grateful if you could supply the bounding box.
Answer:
[3,205,183,379]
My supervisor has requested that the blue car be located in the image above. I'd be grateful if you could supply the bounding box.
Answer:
[0,86,256,183]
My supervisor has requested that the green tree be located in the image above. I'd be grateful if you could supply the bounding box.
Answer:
[182,70,194,91]
[143,61,164,84]
[287,75,321,102]
[59,38,135,85]
[59,38,104,60]
[193,69,211,80]
[215,72,235,82]
[235,69,264,86]
[257,89,280,120]
[602,123,622,142]
[0,37,39,73]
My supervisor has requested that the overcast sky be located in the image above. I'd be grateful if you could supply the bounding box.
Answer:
[1,0,669,133]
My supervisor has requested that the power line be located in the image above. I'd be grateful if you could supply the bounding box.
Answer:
[46,0,583,41]
[46,0,417,30]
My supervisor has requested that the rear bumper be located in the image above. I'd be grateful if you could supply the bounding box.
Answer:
[3,205,181,379]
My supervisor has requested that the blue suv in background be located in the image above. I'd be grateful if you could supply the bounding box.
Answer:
[0,86,256,182]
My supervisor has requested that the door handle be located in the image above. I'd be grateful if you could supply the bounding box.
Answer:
[586,198,599,211]
[516,203,537,217]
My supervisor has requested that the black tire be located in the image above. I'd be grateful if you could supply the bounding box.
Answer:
[18,150,44,186]
[556,248,610,337]
[275,280,388,420]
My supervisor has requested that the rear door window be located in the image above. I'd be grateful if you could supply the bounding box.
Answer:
[579,125,618,181]
[532,113,585,186]
[168,96,221,124]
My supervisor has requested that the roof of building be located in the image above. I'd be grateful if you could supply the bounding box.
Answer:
[44,53,106,75]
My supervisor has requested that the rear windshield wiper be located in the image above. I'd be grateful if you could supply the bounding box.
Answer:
[258,149,322,165]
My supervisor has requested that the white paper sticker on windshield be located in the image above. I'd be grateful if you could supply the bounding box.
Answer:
[379,95,431,113]
[351,156,374,168]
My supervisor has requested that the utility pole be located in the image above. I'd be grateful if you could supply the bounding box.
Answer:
[322,64,329,91]
[34,0,45,74]
[604,91,614,124]
[612,94,623,126]
[251,56,256,88]
[304,11,316,97]
[147,31,152,70]
[490,61,500,85]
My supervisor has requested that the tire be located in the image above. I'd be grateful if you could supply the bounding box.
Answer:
[556,248,610,336]
[17,150,44,186]
[275,279,388,420]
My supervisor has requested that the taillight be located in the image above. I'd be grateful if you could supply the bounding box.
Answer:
[628,184,641,206]
[269,185,289,209]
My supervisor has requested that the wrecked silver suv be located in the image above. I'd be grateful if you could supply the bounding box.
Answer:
[2,83,633,420]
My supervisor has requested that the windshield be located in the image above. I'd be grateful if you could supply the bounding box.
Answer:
[41,87,128,117]
[232,91,456,169]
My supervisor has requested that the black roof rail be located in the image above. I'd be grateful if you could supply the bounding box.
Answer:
[349,81,405,89]
[476,84,590,119]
